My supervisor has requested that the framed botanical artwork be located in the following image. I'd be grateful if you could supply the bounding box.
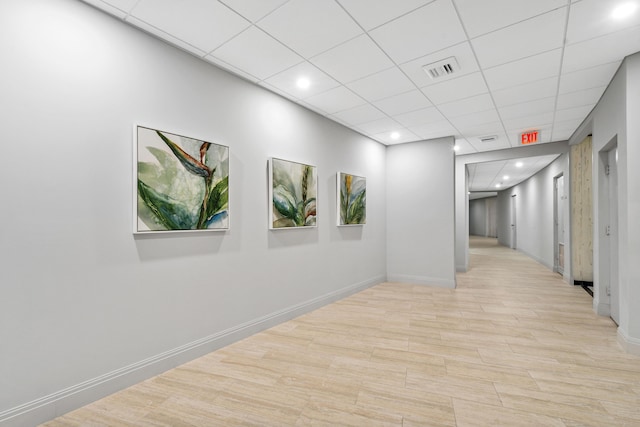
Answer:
[134,125,229,233]
[269,157,317,229]
[337,172,366,226]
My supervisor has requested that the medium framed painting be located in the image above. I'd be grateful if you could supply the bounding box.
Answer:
[337,172,366,226]
[269,157,317,229]
[134,125,229,233]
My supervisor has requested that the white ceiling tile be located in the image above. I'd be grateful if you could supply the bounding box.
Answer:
[566,0,640,45]
[401,42,480,88]
[437,94,495,118]
[467,133,511,152]
[372,129,421,145]
[556,86,606,110]
[336,0,434,30]
[553,118,584,133]
[130,0,250,53]
[263,62,340,99]
[409,120,458,139]
[210,27,302,80]
[83,0,136,18]
[562,25,640,73]
[303,86,366,114]
[257,0,362,58]
[357,117,402,134]
[203,55,260,82]
[552,128,575,141]
[331,103,386,125]
[498,97,556,120]
[347,67,416,102]
[484,49,562,91]
[492,77,558,107]
[454,0,567,38]
[559,61,620,94]
[373,90,433,116]
[297,100,328,116]
[126,16,208,56]
[453,138,478,155]
[503,112,553,130]
[421,72,488,105]
[369,0,467,64]
[219,0,288,23]
[554,104,594,122]
[456,121,505,137]
[471,9,566,69]
[309,34,395,83]
[449,109,501,129]
[393,106,446,127]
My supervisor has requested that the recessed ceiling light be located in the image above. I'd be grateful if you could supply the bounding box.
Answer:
[503,175,509,180]
[390,131,400,140]
[453,145,460,151]
[612,2,638,19]
[516,162,523,168]
[495,183,501,188]
[296,77,310,89]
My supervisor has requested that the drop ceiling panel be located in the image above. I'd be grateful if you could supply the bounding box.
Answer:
[331,103,387,125]
[83,0,135,17]
[455,121,504,136]
[503,112,553,131]
[336,0,434,30]
[558,61,620,94]
[357,117,402,135]
[421,72,488,105]
[130,0,250,53]
[471,8,566,69]
[372,128,421,145]
[347,67,416,102]
[453,0,568,38]
[262,61,340,99]
[449,109,501,129]
[257,0,362,58]
[492,77,558,107]
[498,97,556,120]
[566,0,640,44]
[369,0,467,64]
[393,106,446,127]
[373,90,433,116]
[556,86,606,110]
[309,34,395,83]
[453,138,477,155]
[562,26,640,73]
[210,27,303,80]
[554,105,594,122]
[401,42,480,88]
[203,55,261,82]
[410,120,458,139]
[484,49,562,91]
[219,0,288,23]
[437,93,495,118]
[303,86,366,114]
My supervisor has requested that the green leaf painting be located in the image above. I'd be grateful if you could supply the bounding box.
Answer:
[270,158,317,229]
[135,126,229,232]
[339,172,366,225]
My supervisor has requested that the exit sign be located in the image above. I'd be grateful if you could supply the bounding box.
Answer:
[521,130,539,145]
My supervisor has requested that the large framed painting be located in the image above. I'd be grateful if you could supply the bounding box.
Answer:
[269,157,317,229]
[134,125,229,233]
[337,172,366,226]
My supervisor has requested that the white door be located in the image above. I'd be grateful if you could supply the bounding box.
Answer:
[555,175,565,275]
[608,148,619,324]
[510,195,517,249]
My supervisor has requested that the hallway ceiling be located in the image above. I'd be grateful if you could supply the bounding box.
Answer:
[467,154,561,192]
[82,0,640,154]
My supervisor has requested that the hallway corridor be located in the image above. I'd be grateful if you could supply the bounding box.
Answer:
[44,238,640,426]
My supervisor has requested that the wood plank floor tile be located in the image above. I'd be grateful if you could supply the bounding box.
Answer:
[42,237,640,426]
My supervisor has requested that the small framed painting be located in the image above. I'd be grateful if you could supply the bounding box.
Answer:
[269,157,317,229]
[134,125,229,233]
[337,172,366,226]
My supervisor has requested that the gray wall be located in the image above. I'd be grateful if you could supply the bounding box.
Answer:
[469,197,497,237]
[0,0,391,423]
[386,138,456,288]
[496,154,569,271]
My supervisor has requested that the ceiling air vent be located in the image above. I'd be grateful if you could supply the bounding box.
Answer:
[422,56,460,79]
[479,135,498,143]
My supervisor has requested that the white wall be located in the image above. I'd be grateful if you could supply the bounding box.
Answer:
[469,197,497,237]
[496,154,569,271]
[0,0,389,423]
[386,138,456,288]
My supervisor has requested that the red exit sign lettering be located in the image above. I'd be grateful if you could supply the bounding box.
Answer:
[521,131,539,145]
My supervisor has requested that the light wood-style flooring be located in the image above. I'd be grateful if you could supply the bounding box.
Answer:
[43,237,640,426]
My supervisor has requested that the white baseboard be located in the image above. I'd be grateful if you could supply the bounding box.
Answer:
[387,273,456,289]
[0,275,385,427]
[617,328,640,356]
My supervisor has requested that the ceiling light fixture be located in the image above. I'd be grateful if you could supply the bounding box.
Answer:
[296,77,311,89]
[453,145,460,151]
[391,131,400,140]
[495,183,501,188]
[612,2,638,19]
[503,175,509,180]
[516,162,523,168]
